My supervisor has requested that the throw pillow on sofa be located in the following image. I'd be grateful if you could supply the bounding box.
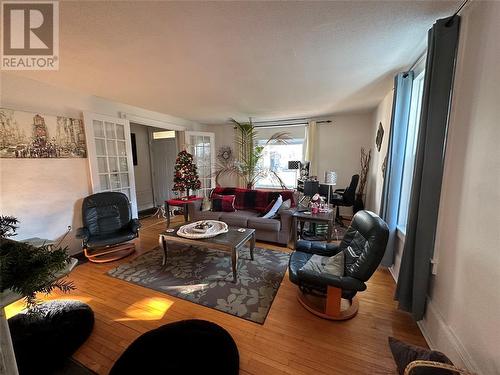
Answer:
[211,194,236,212]
[262,195,283,219]
[278,199,291,213]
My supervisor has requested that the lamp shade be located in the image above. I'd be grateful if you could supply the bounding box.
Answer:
[324,170,337,185]
[288,160,301,170]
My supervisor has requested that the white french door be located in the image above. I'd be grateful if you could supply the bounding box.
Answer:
[83,112,138,218]
[184,131,215,198]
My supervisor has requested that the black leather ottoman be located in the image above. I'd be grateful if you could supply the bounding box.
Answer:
[8,300,94,375]
[109,319,239,375]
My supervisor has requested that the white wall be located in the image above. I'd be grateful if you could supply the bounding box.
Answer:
[365,90,393,214]
[130,123,154,211]
[0,73,201,253]
[418,3,500,374]
[316,113,372,206]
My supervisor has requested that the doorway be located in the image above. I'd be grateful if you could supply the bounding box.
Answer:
[129,123,178,215]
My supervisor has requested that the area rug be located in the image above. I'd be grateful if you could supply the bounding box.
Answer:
[107,244,290,324]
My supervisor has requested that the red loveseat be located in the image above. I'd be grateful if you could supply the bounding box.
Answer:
[187,187,296,246]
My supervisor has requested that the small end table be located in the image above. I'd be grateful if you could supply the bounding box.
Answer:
[164,196,203,227]
[292,210,335,248]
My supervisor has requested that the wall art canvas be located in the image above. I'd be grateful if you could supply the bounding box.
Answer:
[375,122,384,152]
[0,108,87,158]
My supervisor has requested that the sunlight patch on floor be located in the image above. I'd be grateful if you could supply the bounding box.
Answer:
[114,297,174,322]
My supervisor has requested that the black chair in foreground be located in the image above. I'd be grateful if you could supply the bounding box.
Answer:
[76,192,140,263]
[331,174,359,226]
[288,210,388,320]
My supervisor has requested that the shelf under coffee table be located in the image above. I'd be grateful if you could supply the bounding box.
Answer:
[159,224,256,283]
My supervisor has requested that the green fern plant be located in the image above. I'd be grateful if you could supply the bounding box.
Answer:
[0,216,75,310]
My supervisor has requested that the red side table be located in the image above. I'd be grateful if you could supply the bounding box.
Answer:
[164,196,203,227]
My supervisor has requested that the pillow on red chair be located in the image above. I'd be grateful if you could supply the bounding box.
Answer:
[211,194,236,212]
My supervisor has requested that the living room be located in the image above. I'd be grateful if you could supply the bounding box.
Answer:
[0,1,498,375]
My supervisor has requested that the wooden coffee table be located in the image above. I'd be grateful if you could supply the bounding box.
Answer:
[159,224,256,282]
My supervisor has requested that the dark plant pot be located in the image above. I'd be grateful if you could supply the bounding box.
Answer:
[353,194,365,213]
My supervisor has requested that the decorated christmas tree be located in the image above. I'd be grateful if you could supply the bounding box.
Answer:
[172,150,201,198]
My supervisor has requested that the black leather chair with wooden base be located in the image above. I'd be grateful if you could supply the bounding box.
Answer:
[288,210,388,320]
[76,192,140,263]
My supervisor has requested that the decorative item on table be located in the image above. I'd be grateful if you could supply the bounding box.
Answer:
[310,193,322,214]
[172,150,201,198]
[192,221,213,233]
[176,220,228,239]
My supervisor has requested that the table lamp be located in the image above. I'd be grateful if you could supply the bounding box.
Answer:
[323,170,337,206]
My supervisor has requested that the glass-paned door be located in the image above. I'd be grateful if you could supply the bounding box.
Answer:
[83,112,138,217]
[185,131,215,198]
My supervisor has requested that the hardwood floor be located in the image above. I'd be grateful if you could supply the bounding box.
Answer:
[6,215,427,374]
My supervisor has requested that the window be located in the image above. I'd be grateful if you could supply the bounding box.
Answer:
[397,70,425,233]
[255,138,304,189]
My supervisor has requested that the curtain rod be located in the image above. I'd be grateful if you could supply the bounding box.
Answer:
[407,0,468,73]
[253,120,332,128]
[452,0,470,18]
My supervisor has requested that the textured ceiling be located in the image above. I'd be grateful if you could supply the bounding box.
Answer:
[13,1,459,124]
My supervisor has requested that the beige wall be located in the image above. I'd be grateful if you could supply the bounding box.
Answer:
[365,90,393,214]
[316,113,372,200]
[418,2,500,373]
[0,73,201,253]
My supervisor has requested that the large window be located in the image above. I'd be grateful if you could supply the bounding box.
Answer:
[255,138,304,189]
[397,70,425,233]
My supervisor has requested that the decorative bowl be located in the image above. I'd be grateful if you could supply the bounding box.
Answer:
[192,221,213,233]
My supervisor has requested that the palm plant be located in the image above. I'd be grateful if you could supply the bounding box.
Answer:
[215,118,291,189]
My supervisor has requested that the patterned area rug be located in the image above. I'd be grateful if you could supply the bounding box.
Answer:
[107,244,290,324]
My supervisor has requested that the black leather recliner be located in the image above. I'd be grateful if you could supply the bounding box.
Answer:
[76,192,140,263]
[289,210,388,320]
[331,174,359,226]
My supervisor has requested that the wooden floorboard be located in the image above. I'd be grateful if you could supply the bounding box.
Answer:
[6,215,427,374]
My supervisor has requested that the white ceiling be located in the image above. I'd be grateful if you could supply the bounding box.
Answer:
[14,1,459,124]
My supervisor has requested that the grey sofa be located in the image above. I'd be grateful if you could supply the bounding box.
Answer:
[187,200,294,246]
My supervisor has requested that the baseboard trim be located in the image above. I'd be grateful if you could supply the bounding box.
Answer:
[388,265,398,283]
[384,268,480,374]
[418,297,481,374]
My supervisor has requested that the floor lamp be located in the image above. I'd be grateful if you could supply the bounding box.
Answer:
[324,170,337,207]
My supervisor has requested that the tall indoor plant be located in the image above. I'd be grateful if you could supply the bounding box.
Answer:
[354,147,371,213]
[215,118,290,189]
[0,216,75,309]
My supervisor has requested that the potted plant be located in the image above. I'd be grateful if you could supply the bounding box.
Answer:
[0,216,76,310]
[215,118,290,189]
[354,148,371,213]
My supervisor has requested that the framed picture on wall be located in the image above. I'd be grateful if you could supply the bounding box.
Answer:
[0,108,87,158]
[376,122,384,152]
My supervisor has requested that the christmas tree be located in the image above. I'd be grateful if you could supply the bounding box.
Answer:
[172,150,202,197]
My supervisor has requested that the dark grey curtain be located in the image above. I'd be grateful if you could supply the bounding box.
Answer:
[379,72,414,266]
[395,15,460,321]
